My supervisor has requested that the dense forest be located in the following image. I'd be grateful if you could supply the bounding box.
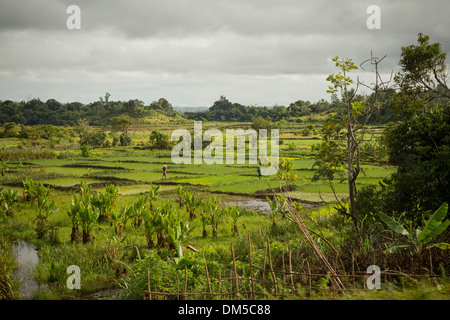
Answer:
[0,96,178,127]
[0,89,402,128]
[184,91,402,124]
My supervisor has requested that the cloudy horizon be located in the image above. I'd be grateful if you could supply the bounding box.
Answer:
[0,0,449,108]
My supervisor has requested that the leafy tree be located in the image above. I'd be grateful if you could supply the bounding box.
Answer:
[363,34,450,225]
[149,130,172,150]
[392,33,449,116]
[251,116,273,133]
[119,133,132,146]
[313,55,391,228]
[110,116,133,136]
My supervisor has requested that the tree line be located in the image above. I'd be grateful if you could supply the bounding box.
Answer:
[183,93,401,124]
[0,90,401,129]
[0,96,178,127]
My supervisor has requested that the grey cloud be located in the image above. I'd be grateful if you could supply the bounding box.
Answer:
[0,0,449,106]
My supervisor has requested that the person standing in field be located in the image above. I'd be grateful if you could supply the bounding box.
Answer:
[162,164,167,179]
[257,167,262,180]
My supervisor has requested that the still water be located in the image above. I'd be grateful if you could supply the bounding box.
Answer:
[12,239,40,299]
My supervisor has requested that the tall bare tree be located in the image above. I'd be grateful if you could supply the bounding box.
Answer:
[312,54,392,228]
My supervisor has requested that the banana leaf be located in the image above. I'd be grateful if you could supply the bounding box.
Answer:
[417,203,449,243]
[379,212,411,237]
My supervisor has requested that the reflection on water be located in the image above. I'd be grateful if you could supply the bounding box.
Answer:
[12,239,40,299]
[224,199,272,215]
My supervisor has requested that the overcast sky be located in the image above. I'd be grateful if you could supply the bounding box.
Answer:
[0,0,449,108]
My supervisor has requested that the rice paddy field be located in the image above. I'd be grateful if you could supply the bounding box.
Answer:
[2,122,447,302]
[0,124,393,203]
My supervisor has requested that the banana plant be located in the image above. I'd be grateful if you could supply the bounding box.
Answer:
[142,208,157,248]
[105,184,119,205]
[147,184,161,211]
[34,185,59,239]
[205,197,224,237]
[132,194,149,227]
[228,205,245,236]
[79,203,100,244]
[91,190,114,221]
[176,185,185,207]
[0,161,9,177]
[199,211,210,238]
[67,197,82,243]
[0,188,18,218]
[22,178,42,205]
[167,220,195,258]
[266,196,280,228]
[379,203,450,256]
[110,207,124,236]
[184,190,202,219]
[0,202,10,221]
[79,181,92,205]
[276,194,289,218]
[118,205,137,231]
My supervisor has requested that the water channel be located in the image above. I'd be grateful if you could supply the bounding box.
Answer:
[12,239,40,299]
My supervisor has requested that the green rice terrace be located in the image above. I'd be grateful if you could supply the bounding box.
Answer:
[1,117,449,301]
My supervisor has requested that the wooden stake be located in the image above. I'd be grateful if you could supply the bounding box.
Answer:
[147,269,152,300]
[231,242,240,299]
[289,249,295,296]
[204,259,212,300]
[248,232,256,300]
[267,237,278,296]
[184,265,188,300]
[306,259,311,298]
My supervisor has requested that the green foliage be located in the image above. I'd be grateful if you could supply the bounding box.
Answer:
[176,185,184,207]
[277,158,299,186]
[148,130,172,150]
[380,107,450,223]
[80,144,91,157]
[0,234,20,299]
[167,220,195,258]
[119,133,132,146]
[0,188,18,221]
[0,161,9,177]
[33,183,59,239]
[67,182,104,244]
[379,203,449,255]
[228,205,245,236]
[110,116,132,135]
[393,33,449,115]
[251,116,273,133]
[91,185,118,221]
[184,190,202,219]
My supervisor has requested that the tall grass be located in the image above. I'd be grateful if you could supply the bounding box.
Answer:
[0,232,20,300]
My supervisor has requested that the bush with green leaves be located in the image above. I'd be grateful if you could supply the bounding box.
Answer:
[119,133,132,146]
[91,185,118,221]
[184,190,202,219]
[149,130,172,150]
[0,188,18,220]
[34,184,59,239]
[228,205,246,236]
[379,203,449,257]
